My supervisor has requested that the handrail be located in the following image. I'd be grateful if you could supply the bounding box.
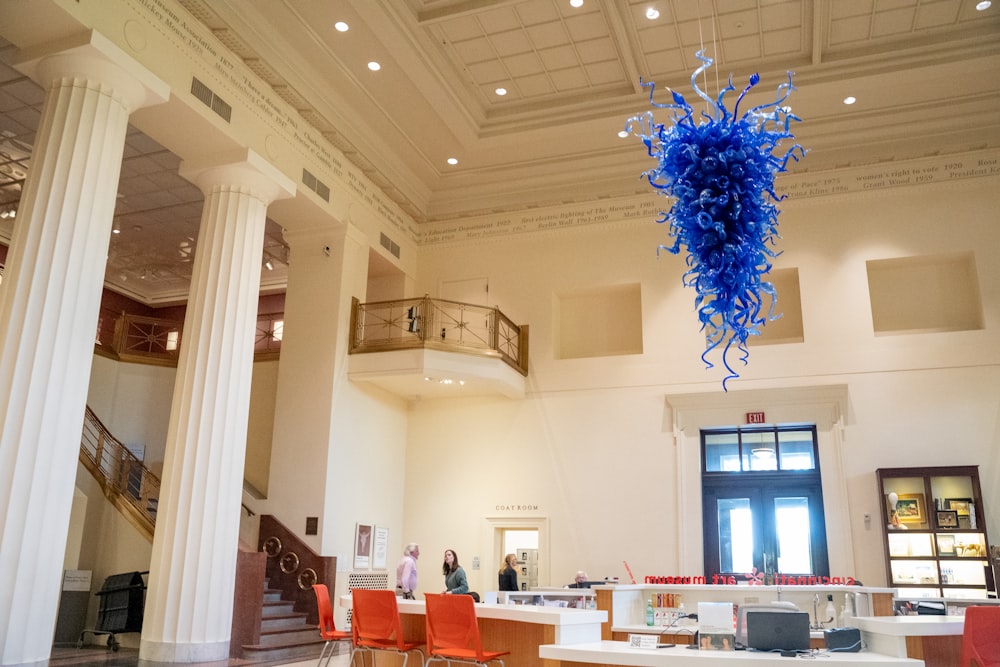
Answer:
[79,406,160,540]
[348,296,528,376]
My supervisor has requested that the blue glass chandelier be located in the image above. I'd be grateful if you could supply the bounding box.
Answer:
[626,52,804,390]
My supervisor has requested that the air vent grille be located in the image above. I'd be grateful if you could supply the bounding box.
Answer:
[190,77,232,123]
[380,232,400,259]
[302,169,331,202]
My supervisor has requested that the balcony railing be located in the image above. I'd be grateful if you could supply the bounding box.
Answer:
[348,296,528,376]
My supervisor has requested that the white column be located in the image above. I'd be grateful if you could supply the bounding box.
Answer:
[139,150,293,663]
[0,32,167,667]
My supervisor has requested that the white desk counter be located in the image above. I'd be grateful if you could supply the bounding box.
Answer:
[850,616,964,666]
[539,640,924,666]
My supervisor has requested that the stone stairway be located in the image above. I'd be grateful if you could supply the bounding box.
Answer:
[239,582,330,662]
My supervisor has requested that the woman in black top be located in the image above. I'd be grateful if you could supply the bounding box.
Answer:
[498,553,519,591]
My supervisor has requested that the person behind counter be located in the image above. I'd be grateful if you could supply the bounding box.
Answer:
[567,570,590,588]
[498,553,519,592]
[442,549,469,594]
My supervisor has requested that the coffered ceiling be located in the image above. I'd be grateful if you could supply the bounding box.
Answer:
[1,0,999,305]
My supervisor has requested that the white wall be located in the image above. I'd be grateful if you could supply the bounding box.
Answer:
[406,175,1000,595]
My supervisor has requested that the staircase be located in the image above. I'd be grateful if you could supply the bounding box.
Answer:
[238,579,328,662]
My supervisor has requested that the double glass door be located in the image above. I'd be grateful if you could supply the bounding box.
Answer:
[703,477,828,582]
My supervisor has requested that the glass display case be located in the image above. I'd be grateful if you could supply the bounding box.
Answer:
[877,466,993,599]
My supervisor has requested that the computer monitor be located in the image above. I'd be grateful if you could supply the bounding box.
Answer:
[734,602,800,648]
[745,611,811,653]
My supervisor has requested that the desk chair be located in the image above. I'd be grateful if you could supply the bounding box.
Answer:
[424,593,510,667]
[313,584,353,667]
[960,606,1000,667]
[351,589,425,667]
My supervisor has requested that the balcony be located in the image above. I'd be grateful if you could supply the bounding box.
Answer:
[347,297,528,399]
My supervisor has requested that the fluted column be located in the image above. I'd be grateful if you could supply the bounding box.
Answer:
[0,32,167,667]
[139,150,293,663]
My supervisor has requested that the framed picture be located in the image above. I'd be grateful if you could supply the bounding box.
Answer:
[895,493,926,523]
[945,498,972,515]
[936,510,959,529]
[372,526,389,569]
[937,534,956,556]
[354,523,372,569]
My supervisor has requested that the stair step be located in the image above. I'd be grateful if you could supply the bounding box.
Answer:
[258,625,325,647]
[241,637,329,663]
[262,600,296,617]
[262,612,311,630]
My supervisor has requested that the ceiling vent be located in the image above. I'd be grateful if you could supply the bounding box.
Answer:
[302,168,330,202]
[190,77,232,123]
[380,232,400,259]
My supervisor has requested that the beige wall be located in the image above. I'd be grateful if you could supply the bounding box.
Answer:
[407,176,1000,595]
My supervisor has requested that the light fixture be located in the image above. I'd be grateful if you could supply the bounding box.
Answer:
[843,96,857,105]
[112,221,121,234]
[495,87,507,96]
[334,21,349,31]
[976,1,991,11]
[570,0,584,7]
[0,204,17,219]
[264,259,274,271]
[646,7,660,20]
[368,61,381,71]
[618,130,629,138]
[447,157,458,165]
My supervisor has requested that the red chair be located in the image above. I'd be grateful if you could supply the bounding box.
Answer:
[960,606,1000,667]
[351,589,425,667]
[313,584,353,667]
[424,593,509,667]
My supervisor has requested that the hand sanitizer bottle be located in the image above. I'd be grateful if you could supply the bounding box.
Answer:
[825,595,837,628]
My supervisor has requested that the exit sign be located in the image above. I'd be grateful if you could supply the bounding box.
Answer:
[746,412,766,424]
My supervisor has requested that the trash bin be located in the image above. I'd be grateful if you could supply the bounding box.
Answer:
[78,571,147,651]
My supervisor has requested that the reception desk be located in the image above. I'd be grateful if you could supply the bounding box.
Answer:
[852,616,964,667]
[539,640,925,666]
[342,596,605,667]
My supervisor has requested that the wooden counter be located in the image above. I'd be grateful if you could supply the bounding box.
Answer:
[342,596,606,667]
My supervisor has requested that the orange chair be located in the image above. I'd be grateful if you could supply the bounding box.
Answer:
[960,606,1000,667]
[313,584,353,667]
[351,589,425,667]
[424,593,510,667]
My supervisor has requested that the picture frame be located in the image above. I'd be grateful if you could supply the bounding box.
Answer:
[894,493,926,524]
[935,510,959,529]
[937,534,956,556]
[945,498,972,516]
[372,525,389,569]
[354,523,372,570]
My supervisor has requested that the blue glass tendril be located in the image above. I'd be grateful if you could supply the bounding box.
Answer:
[626,52,805,390]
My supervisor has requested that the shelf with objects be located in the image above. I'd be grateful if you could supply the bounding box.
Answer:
[498,587,597,609]
[599,583,896,648]
[877,465,994,599]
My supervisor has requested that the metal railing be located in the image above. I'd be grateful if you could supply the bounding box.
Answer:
[79,406,160,540]
[348,296,528,375]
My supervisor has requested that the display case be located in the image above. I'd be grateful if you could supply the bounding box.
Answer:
[877,466,994,599]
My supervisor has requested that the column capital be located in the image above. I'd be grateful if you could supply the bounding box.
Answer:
[16,30,169,113]
[180,148,296,205]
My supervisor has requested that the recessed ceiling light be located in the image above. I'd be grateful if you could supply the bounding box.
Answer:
[618,130,629,138]
[843,96,857,105]
[570,0,584,7]
[447,158,458,165]
[495,87,507,96]
[334,21,349,32]
[976,1,991,10]
[646,7,660,20]
[368,61,381,71]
